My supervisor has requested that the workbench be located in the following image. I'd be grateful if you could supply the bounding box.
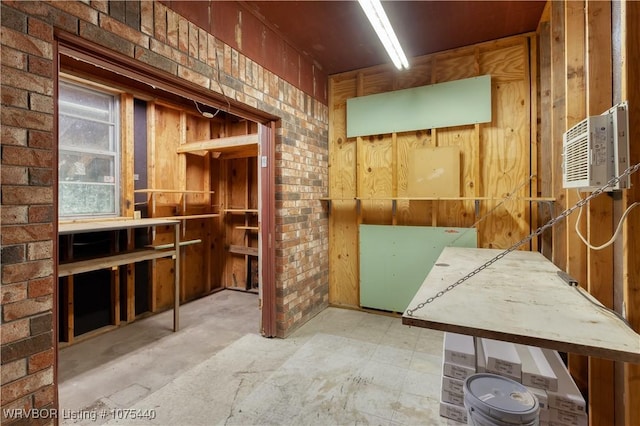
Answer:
[402,247,640,363]
[58,218,181,343]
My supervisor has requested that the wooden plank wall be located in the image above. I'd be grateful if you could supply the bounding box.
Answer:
[328,34,535,308]
[540,1,640,424]
[147,102,222,310]
[622,3,640,425]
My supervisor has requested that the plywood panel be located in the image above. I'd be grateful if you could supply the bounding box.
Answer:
[151,104,182,205]
[396,131,433,226]
[407,146,460,198]
[328,33,533,307]
[479,80,530,249]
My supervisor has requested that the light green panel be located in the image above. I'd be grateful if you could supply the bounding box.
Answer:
[346,75,491,137]
[359,224,477,313]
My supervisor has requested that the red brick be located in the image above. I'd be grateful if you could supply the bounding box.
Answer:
[27,242,53,262]
[0,66,53,96]
[0,395,31,424]
[1,244,26,264]
[154,2,167,43]
[92,0,109,14]
[2,186,53,205]
[33,385,55,408]
[27,277,53,298]
[1,85,28,108]
[28,130,53,149]
[28,93,53,114]
[51,1,99,25]
[29,168,53,186]
[1,282,28,305]
[1,126,27,146]
[27,17,53,43]
[2,261,53,286]
[1,332,53,365]
[99,13,149,46]
[28,349,54,374]
[1,106,53,132]
[1,224,53,245]
[0,318,30,344]
[0,367,53,405]
[1,166,29,185]
[0,26,52,59]
[1,359,27,384]
[2,295,53,322]
[140,0,153,36]
[28,205,54,223]
[28,55,53,78]
[1,206,28,225]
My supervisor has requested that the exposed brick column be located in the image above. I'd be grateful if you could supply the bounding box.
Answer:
[1,2,57,424]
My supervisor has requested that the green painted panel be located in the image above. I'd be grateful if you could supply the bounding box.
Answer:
[346,75,491,137]
[359,225,477,312]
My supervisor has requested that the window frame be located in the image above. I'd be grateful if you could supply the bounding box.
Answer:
[58,76,123,219]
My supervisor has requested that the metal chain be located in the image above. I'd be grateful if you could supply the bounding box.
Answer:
[406,162,640,317]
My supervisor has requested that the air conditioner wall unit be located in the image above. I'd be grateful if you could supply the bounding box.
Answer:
[562,101,630,191]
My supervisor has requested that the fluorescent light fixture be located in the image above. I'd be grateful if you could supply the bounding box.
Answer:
[358,0,409,70]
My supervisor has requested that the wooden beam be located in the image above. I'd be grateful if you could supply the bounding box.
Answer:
[564,0,589,399]
[585,1,615,424]
[622,1,640,424]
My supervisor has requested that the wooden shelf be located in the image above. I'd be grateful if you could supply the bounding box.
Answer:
[228,245,258,256]
[58,249,176,277]
[170,214,220,220]
[224,209,259,214]
[402,247,640,363]
[177,134,258,156]
[236,226,259,231]
[59,218,180,234]
[134,189,216,195]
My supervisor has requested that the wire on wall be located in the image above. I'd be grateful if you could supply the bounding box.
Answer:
[574,189,640,250]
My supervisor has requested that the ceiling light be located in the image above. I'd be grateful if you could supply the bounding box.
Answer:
[358,0,409,70]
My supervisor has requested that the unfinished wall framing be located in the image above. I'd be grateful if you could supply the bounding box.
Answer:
[328,34,540,308]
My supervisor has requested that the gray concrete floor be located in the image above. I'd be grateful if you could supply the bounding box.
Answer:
[59,290,455,425]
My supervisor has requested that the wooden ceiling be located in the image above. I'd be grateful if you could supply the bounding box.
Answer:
[242,1,548,75]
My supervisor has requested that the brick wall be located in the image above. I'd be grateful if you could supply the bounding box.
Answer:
[1,0,328,421]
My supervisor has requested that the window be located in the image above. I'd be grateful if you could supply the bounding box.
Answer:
[58,79,120,218]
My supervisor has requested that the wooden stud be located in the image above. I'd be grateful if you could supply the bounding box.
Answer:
[564,0,589,398]
[585,1,615,423]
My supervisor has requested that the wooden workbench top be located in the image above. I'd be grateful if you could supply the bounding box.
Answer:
[402,247,640,363]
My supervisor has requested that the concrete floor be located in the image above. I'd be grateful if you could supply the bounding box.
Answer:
[59,290,456,425]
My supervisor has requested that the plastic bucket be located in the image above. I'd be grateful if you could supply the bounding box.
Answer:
[463,373,539,426]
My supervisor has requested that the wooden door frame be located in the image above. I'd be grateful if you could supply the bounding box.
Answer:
[259,123,277,337]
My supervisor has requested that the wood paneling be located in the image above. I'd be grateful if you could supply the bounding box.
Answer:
[328,34,535,308]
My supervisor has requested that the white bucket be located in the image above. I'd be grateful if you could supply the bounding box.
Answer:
[463,373,539,426]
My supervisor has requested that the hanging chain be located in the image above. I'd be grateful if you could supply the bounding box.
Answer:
[450,174,535,246]
[406,162,640,317]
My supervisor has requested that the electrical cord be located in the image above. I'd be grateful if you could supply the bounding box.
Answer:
[574,189,640,250]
